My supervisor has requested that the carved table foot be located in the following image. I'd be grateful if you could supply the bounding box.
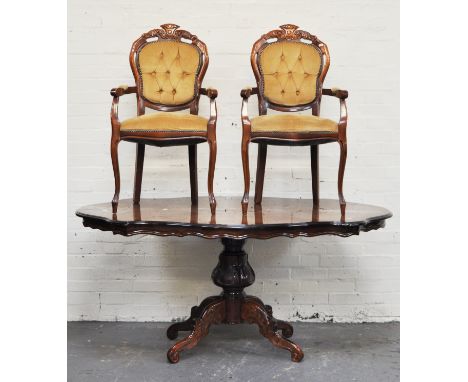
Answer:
[265,303,294,338]
[167,298,226,363]
[241,296,304,362]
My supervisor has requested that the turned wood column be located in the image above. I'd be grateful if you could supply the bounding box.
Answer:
[211,238,255,323]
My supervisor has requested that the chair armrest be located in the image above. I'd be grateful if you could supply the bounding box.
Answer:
[322,87,348,100]
[240,87,258,99]
[110,85,137,97]
[200,87,218,100]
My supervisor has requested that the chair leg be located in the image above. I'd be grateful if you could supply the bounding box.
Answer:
[254,144,267,205]
[338,140,347,207]
[188,145,198,205]
[207,139,217,214]
[133,143,145,205]
[110,138,120,214]
[241,138,250,207]
[311,145,319,205]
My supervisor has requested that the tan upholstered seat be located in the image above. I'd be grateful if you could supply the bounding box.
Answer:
[120,113,208,132]
[251,114,338,134]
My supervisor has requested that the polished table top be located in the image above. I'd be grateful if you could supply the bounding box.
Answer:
[76,197,392,239]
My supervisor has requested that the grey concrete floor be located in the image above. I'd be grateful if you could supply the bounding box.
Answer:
[68,321,399,382]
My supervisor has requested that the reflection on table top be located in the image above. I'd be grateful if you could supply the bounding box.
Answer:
[76,197,392,239]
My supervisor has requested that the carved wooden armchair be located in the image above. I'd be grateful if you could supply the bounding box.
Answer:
[110,24,217,214]
[240,24,348,210]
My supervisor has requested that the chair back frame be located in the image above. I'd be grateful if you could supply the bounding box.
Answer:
[250,24,330,116]
[129,23,209,116]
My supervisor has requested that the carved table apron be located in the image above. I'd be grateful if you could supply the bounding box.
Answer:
[76,197,392,363]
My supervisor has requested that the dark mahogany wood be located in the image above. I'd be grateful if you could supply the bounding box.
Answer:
[188,144,198,205]
[311,145,319,204]
[254,144,267,204]
[241,24,349,210]
[133,143,145,205]
[76,197,391,362]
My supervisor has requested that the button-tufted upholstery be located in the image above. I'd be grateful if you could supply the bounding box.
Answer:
[251,115,337,134]
[120,113,208,132]
[259,42,322,106]
[137,41,201,105]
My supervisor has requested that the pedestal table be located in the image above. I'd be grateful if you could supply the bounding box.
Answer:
[76,197,392,363]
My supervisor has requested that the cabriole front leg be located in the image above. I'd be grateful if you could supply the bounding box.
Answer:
[110,138,120,214]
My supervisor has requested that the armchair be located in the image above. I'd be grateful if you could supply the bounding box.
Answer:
[110,24,217,214]
[240,24,348,212]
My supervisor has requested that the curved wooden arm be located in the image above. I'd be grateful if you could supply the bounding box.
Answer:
[200,87,218,100]
[322,87,348,100]
[241,87,259,99]
[110,85,137,97]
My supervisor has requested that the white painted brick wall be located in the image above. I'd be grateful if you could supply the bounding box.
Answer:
[68,0,399,322]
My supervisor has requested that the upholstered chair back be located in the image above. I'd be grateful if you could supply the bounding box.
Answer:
[137,41,202,105]
[252,25,330,112]
[130,24,208,110]
[258,42,322,106]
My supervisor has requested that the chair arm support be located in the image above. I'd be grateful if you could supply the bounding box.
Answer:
[110,85,137,133]
[322,88,348,138]
[338,98,348,129]
[110,85,138,133]
[200,88,218,135]
[322,87,348,100]
[200,87,218,99]
[241,87,259,134]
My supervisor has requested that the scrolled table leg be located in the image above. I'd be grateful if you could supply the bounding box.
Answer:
[273,318,294,338]
[167,299,226,363]
[250,299,293,338]
[166,315,195,340]
[241,297,304,362]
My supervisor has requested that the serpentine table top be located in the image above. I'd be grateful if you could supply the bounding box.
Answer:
[76,197,391,239]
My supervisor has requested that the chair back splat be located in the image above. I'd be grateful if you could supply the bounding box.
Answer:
[251,24,330,115]
[129,23,209,114]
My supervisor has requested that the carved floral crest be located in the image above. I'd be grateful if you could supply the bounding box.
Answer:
[265,24,319,44]
[139,23,198,42]
[279,24,299,38]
